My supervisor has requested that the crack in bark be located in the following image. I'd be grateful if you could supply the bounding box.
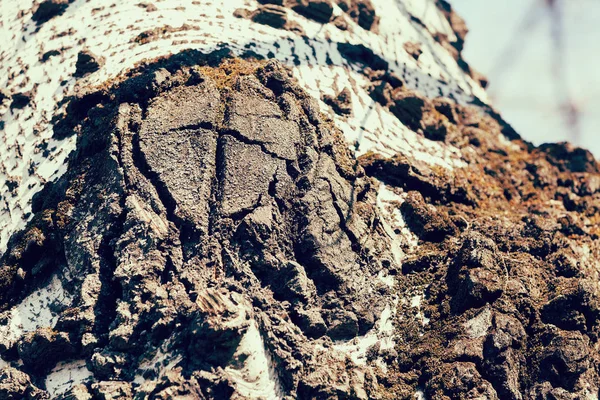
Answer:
[324,177,361,252]
[130,132,195,257]
[219,128,292,162]
[168,121,215,133]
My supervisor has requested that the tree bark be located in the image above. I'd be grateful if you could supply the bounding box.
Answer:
[0,1,599,399]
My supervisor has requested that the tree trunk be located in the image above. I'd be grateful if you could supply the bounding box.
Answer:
[0,1,599,399]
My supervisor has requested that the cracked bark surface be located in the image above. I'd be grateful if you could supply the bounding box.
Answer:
[0,56,397,399]
[3,48,600,399]
[1,1,600,399]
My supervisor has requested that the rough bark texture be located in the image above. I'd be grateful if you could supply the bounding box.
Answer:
[1,1,599,399]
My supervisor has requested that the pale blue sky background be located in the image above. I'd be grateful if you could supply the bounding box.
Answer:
[450,0,600,156]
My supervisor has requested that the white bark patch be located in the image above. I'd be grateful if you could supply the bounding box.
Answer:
[296,64,467,169]
[0,275,72,346]
[333,296,398,371]
[45,359,93,397]
[133,341,183,386]
[224,320,285,400]
[400,0,457,40]
[377,271,395,288]
[376,184,419,251]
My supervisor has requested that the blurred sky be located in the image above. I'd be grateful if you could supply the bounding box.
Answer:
[450,0,600,156]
